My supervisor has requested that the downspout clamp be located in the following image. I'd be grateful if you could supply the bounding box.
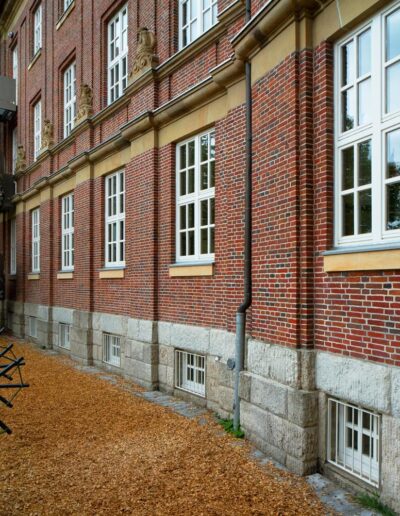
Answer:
[233,0,252,432]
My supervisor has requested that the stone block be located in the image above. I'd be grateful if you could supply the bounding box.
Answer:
[216,361,235,389]
[138,319,157,343]
[52,306,74,324]
[158,321,171,345]
[287,389,318,427]
[124,357,157,384]
[209,329,235,361]
[158,364,174,389]
[391,368,400,418]
[286,456,317,476]
[159,344,174,367]
[316,351,391,413]
[170,323,209,353]
[95,313,127,335]
[300,349,316,390]
[239,372,251,402]
[218,384,234,412]
[380,415,400,514]
[127,318,139,340]
[73,310,91,330]
[249,374,288,418]
[247,339,299,387]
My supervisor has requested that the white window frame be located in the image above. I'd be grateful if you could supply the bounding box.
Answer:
[61,193,74,271]
[103,333,121,367]
[64,0,73,12]
[64,62,76,137]
[28,316,37,338]
[31,208,40,273]
[176,130,215,262]
[105,170,125,267]
[12,45,18,105]
[107,4,128,105]
[58,323,71,349]
[33,100,41,160]
[179,0,218,49]
[10,218,16,275]
[33,4,42,55]
[327,398,380,487]
[12,127,18,173]
[335,1,400,247]
[175,349,206,397]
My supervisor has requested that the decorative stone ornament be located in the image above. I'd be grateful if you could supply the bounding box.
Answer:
[75,84,93,124]
[14,145,26,174]
[41,119,54,151]
[129,27,159,81]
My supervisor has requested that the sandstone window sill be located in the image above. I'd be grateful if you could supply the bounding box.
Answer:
[169,263,214,277]
[57,271,74,280]
[28,50,41,71]
[99,267,125,279]
[27,273,40,280]
[323,246,400,272]
[56,1,75,30]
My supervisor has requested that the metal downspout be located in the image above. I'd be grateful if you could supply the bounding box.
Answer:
[233,0,252,432]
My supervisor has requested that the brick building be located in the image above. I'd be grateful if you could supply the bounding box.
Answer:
[0,0,399,510]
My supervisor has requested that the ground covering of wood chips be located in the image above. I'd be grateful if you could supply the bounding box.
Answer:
[0,340,328,515]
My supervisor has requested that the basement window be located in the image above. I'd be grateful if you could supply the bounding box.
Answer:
[175,349,205,397]
[58,323,71,349]
[103,333,121,367]
[327,398,380,486]
[28,316,37,338]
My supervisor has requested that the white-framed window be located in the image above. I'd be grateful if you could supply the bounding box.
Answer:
[12,45,18,105]
[28,316,37,338]
[107,4,128,105]
[64,0,73,12]
[335,2,400,246]
[175,350,206,397]
[33,4,42,55]
[12,127,18,173]
[33,100,41,160]
[10,218,16,275]
[31,208,40,273]
[61,193,74,271]
[327,398,380,486]
[179,0,218,49]
[105,170,125,267]
[64,62,76,137]
[176,130,215,262]
[58,323,71,349]
[103,333,121,367]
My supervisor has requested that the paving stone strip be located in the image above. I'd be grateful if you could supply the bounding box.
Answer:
[0,340,374,515]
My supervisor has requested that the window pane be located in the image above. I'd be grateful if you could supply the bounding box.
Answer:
[210,197,215,224]
[180,205,186,229]
[188,230,195,255]
[359,189,372,234]
[358,29,371,77]
[201,200,208,225]
[188,140,195,166]
[359,140,371,186]
[387,183,400,230]
[358,78,371,125]
[342,88,355,131]
[387,129,400,178]
[386,8,400,61]
[210,227,215,253]
[342,147,354,190]
[210,160,215,188]
[343,194,354,235]
[188,168,195,193]
[342,40,354,86]
[180,233,187,256]
[180,171,186,195]
[386,62,400,114]
[188,203,195,228]
[201,164,208,189]
[180,145,186,169]
[200,134,208,161]
[201,228,208,254]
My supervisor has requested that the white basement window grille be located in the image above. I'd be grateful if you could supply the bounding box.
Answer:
[61,193,74,271]
[58,323,71,349]
[107,4,128,105]
[327,398,380,486]
[175,350,205,397]
[103,333,121,367]
[64,62,76,137]
[28,316,37,338]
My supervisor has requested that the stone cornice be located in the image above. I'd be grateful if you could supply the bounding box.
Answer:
[0,0,26,37]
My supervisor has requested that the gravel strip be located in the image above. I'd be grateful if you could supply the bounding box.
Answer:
[1,340,329,515]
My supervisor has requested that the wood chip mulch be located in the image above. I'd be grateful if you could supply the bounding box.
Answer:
[0,340,328,515]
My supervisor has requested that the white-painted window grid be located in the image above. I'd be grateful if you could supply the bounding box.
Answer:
[179,0,218,49]
[335,2,400,246]
[33,4,42,55]
[12,127,18,173]
[105,170,125,267]
[107,5,128,105]
[327,398,380,486]
[12,46,18,105]
[61,193,74,271]
[175,350,206,397]
[176,130,215,262]
[10,218,16,275]
[31,208,40,273]
[33,100,41,160]
[103,333,121,367]
[58,323,71,349]
[64,62,76,137]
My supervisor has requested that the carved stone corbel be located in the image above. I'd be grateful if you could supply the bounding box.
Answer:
[129,27,159,83]
[75,83,93,125]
